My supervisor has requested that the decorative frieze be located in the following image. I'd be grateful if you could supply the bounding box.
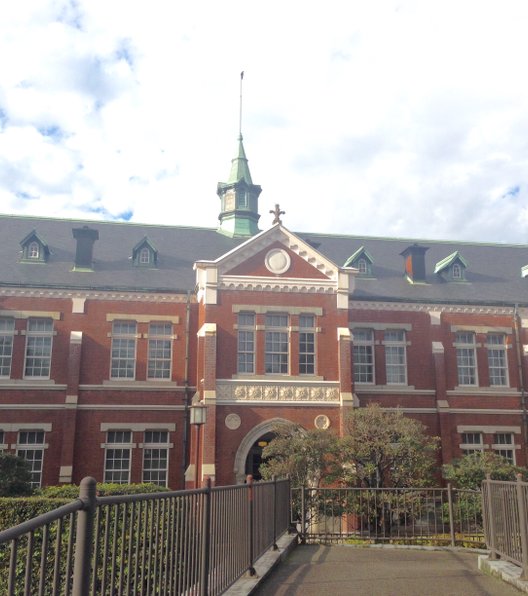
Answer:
[216,380,340,403]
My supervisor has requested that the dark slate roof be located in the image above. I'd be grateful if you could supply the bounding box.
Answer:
[1,214,528,306]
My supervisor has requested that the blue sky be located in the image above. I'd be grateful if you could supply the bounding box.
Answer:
[2,0,528,243]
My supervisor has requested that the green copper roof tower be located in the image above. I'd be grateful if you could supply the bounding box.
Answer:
[217,72,261,237]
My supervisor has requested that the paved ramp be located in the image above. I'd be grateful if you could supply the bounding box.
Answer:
[254,545,519,596]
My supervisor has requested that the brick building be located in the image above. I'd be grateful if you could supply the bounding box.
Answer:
[1,135,528,488]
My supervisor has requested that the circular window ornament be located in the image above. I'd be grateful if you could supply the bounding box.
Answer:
[265,248,291,275]
[225,413,241,430]
[314,415,330,430]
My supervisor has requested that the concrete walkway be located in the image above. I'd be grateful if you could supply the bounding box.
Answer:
[253,545,521,595]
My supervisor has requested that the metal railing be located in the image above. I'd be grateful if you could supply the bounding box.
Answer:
[292,485,484,547]
[482,474,528,579]
[0,475,290,595]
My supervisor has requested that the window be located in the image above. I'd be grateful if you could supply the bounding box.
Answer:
[111,321,137,379]
[357,259,368,275]
[143,430,169,486]
[17,430,45,488]
[139,247,150,264]
[147,322,172,380]
[29,242,40,259]
[455,332,477,386]
[493,433,515,464]
[24,318,53,378]
[452,263,462,279]
[460,432,483,455]
[487,334,508,386]
[385,329,407,384]
[265,313,289,374]
[299,314,316,375]
[104,430,132,483]
[0,317,15,378]
[237,313,255,374]
[353,329,375,383]
[0,430,4,451]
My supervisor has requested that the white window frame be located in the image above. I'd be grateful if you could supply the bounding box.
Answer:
[299,314,316,375]
[139,246,151,264]
[29,241,40,259]
[142,430,170,486]
[384,329,407,385]
[493,432,515,464]
[147,322,172,380]
[460,431,484,456]
[265,313,289,374]
[487,334,509,387]
[110,321,137,380]
[17,430,46,488]
[24,318,54,379]
[104,430,133,484]
[353,328,375,384]
[0,317,15,378]
[455,331,478,386]
[452,263,462,279]
[237,312,255,374]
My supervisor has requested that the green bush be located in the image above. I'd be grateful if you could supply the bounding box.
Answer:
[0,496,70,531]
[36,482,171,499]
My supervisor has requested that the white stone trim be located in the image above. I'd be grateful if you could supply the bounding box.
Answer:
[232,305,323,315]
[100,422,176,432]
[350,322,413,331]
[351,301,518,316]
[106,314,180,323]
[1,423,52,432]
[0,287,191,303]
[197,323,217,337]
[457,425,521,434]
[0,309,61,320]
[217,380,340,403]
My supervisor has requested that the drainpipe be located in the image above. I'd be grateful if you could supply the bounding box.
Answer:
[182,291,192,486]
[513,305,528,464]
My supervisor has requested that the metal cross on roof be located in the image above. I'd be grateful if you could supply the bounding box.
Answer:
[270,204,285,225]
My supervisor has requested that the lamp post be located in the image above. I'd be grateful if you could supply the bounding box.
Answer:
[190,401,207,489]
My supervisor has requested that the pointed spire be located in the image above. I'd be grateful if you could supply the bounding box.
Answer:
[227,135,253,185]
[216,72,262,238]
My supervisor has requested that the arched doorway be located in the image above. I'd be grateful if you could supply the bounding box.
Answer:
[244,432,275,480]
[233,418,294,483]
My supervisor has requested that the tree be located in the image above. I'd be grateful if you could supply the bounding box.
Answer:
[341,404,439,488]
[259,425,339,487]
[0,452,33,496]
[442,451,528,490]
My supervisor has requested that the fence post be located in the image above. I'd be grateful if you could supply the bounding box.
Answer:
[247,475,256,576]
[200,478,212,596]
[272,475,278,550]
[484,474,497,560]
[300,486,306,544]
[72,477,97,596]
[447,483,456,547]
[516,474,528,580]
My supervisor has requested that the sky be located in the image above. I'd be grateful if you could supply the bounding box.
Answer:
[1,1,528,244]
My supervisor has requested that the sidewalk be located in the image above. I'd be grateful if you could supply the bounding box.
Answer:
[253,545,521,595]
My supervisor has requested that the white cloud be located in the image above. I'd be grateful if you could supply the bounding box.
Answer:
[1,0,528,242]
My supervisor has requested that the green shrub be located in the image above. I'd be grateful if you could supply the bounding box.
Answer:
[37,482,171,499]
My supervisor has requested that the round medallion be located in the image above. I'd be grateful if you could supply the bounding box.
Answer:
[314,415,330,430]
[264,248,291,275]
[225,413,241,430]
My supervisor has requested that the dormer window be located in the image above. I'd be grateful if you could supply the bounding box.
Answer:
[20,230,49,263]
[357,258,368,275]
[139,247,151,265]
[344,246,374,277]
[29,242,40,259]
[132,237,158,268]
[434,251,468,282]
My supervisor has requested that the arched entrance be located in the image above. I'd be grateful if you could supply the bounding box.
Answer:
[233,418,294,483]
[245,432,275,480]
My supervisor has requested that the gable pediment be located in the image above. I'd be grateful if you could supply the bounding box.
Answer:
[224,241,330,279]
[194,224,356,306]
